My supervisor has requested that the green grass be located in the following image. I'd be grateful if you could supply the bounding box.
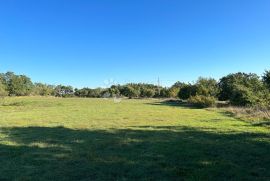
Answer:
[0,97,269,180]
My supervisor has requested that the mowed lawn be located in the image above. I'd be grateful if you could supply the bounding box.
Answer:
[0,97,269,180]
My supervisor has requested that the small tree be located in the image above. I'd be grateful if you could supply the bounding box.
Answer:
[218,72,263,101]
[32,83,54,96]
[140,87,155,98]
[178,84,197,100]
[168,87,180,98]
[121,86,140,99]
[229,84,260,106]
[54,85,74,97]
[196,77,219,97]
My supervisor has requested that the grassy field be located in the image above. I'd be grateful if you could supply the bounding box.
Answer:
[0,97,269,180]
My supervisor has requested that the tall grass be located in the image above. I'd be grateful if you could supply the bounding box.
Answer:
[222,106,270,121]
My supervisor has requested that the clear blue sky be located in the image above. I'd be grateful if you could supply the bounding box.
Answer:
[0,0,269,88]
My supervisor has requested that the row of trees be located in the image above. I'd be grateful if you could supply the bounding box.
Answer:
[1,71,270,107]
[177,72,270,107]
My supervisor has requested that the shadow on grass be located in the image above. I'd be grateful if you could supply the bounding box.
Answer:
[218,110,270,129]
[0,126,269,180]
[146,99,199,109]
[252,121,270,127]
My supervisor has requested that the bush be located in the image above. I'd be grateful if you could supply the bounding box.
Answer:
[188,95,216,108]
[178,84,197,100]
[229,85,258,106]
[196,77,219,97]
[218,72,264,101]
[140,88,155,98]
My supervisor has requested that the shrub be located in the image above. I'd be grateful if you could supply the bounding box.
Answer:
[229,85,258,106]
[140,88,155,98]
[196,77,219,97]
[188,95,216,108]
[218,72,264,101]
[178,84,197,100]
[121,86,140,98]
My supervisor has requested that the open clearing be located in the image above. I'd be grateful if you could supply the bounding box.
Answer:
[0,97,269,180]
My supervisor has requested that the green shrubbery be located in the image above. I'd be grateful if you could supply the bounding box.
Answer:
[177,72,270,108]
[188,95,216,108]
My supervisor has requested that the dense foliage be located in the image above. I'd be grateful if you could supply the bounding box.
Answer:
[1,70,270,108]
[188,95,216,108]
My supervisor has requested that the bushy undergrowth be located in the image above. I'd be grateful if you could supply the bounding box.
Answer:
[188,95,216,108]
[222,106,270,122]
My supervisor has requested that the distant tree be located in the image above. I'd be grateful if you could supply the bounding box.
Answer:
[168,87,180,98]
[5,73,34,96]
[140,87,155,98]
[54,85,74,97]
[32,83,54,96]
[196,77,219,97]
[178,84,197,100]
[121,86,140,98]
[167,81,184,98]
[109,85,121,97]
[159,88,170,98]
[75,88,89,97]
[89,88,103,98]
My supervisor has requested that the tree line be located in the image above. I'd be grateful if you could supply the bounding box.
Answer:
[1,71,270,108]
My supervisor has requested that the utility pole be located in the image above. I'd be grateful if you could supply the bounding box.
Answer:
[157,77,161,96]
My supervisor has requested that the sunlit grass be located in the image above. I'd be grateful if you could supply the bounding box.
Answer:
[0,97,269,180]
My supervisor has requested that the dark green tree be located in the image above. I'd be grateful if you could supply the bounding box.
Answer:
[218,73,265,106]
[178,84,197,100]
[262,70,270,89]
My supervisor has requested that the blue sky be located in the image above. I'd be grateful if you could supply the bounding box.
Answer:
[0,0,270,88]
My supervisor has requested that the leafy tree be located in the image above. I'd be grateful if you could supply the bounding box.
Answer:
[54,85,74,97]
[168,87,180,98]
[75,88,89,97]
[140,87,155,98]
[0,72,34,96]
[196,77,218,97]
[109,85,121,97]
[178,84,197,100]
[229,84,259,106]
[9,75,33,96]
[89,88,103,98]
[168,81,186,98]
[159,88,170,98]
[121,86,140,98]
[32,83,55,96]
[218,73,266,106]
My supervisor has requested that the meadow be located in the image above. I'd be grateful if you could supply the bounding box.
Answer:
[0,97,269,180]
